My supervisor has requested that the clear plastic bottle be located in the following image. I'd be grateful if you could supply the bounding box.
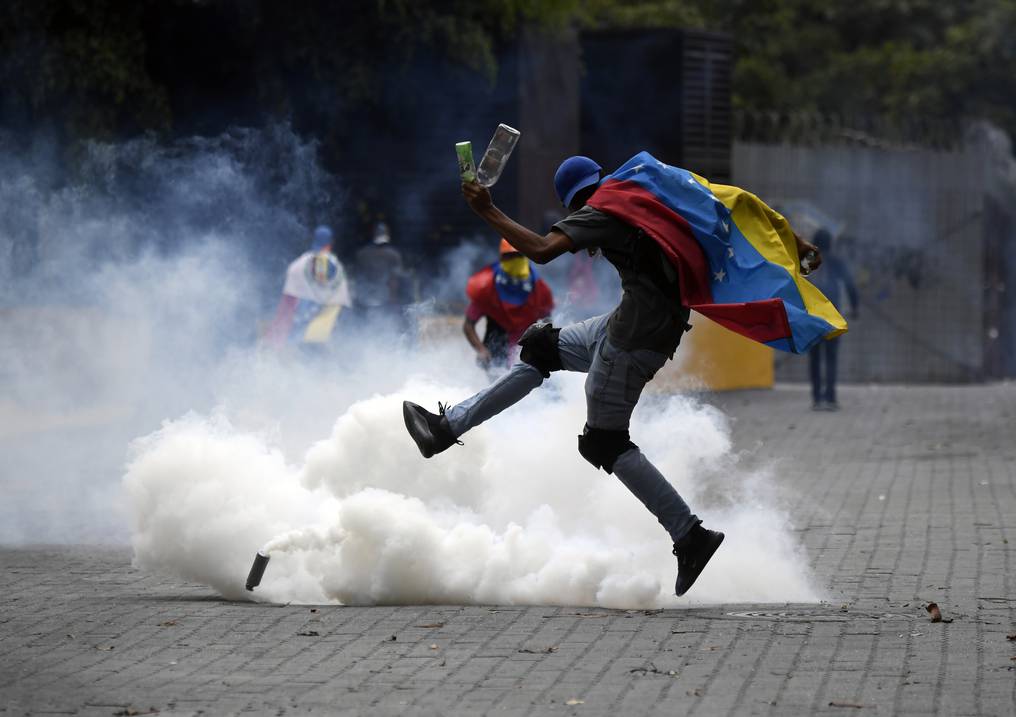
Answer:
[476,124,521,188]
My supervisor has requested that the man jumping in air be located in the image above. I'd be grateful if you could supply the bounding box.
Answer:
[404,153,843,596]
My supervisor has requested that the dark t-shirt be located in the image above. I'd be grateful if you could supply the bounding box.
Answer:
[553,206,690,355]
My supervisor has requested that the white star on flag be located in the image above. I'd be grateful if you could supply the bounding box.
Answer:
[656,160,668,168]
[714,269,726,282]
[727,247,735,258]
[631,163,645,173]
[721,220,729,233]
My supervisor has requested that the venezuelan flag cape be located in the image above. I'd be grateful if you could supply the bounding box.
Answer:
[587,152,846,353]
[265,251,352,346]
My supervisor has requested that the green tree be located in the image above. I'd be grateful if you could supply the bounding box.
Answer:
[0,0,170,142]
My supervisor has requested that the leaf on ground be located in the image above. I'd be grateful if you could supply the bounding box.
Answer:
[565,698,584,705]
[925,602,953,623]
[297,631,320,637]
[158,620,177,627]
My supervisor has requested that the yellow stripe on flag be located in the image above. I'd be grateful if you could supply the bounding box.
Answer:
[302,305,341,343]
[692,174,847,339]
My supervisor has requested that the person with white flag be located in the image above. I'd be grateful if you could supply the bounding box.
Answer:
[265,225,352,349]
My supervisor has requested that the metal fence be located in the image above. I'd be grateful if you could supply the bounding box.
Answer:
[732,115,1016,383]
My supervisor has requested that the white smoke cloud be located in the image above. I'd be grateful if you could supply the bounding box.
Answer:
[1,125,819,608]
[0,125,336,543]
[124,371,820,609]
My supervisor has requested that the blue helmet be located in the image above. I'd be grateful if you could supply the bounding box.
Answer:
[312,225,333,251]
[554,156,602,207]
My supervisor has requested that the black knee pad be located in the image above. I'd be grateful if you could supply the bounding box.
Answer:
[577,424,637,474]
[518,320,562,378]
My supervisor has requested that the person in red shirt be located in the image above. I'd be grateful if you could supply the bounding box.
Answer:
[463,238,554,369]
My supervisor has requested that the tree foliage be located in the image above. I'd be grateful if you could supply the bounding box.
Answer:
[583,0,1016,138]
[2,0,1015,146]
[728,1,1011,131]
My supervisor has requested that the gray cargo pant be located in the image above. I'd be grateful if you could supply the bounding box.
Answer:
[445,313,698,545]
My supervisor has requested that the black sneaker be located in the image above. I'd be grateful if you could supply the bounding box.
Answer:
[402,401,461,458]
[673,523,725,596]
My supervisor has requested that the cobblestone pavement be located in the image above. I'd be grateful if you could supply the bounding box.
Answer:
[2,384,1014,716]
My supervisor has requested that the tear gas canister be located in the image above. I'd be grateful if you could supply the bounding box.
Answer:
[476,124,521,188]
[245,551,270,591]
[456,141,476,183]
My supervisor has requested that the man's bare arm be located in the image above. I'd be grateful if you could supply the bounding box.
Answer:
[462,317,489,359]
[462,182,574,264]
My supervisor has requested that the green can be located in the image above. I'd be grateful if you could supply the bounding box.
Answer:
[456,141,476,183]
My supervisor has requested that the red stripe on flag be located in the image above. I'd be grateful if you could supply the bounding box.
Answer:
[589,179,792,344]
[588,180,713,305]
[694,300,792,344]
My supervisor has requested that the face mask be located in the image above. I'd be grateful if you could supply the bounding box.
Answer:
[500,255,530,279]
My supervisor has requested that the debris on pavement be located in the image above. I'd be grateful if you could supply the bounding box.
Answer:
[925,602,953,623]
[630,662,677,677]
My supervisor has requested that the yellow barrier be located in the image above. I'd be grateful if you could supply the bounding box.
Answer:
[650,312,774,392]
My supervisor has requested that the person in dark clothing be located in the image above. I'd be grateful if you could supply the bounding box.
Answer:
[807,229,859,411]
[403,154,824,597]
[404,156,746,597]
[353,221,408,334]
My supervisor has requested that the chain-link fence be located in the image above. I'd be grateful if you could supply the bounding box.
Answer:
[733,113,1016,383]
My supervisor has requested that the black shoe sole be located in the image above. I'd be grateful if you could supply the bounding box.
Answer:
[675,531,724,597]
[403,401,436,458]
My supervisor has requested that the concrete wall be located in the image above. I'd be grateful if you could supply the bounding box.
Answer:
[733,141,989,383]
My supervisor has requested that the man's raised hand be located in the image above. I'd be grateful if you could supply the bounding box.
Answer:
[794,232,822,274]
[462,181,493,214]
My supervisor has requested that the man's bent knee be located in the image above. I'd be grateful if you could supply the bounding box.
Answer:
[577,423,637,474]
[519,320,563,378]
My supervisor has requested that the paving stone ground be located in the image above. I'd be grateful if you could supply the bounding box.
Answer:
[2,384,1015,717]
